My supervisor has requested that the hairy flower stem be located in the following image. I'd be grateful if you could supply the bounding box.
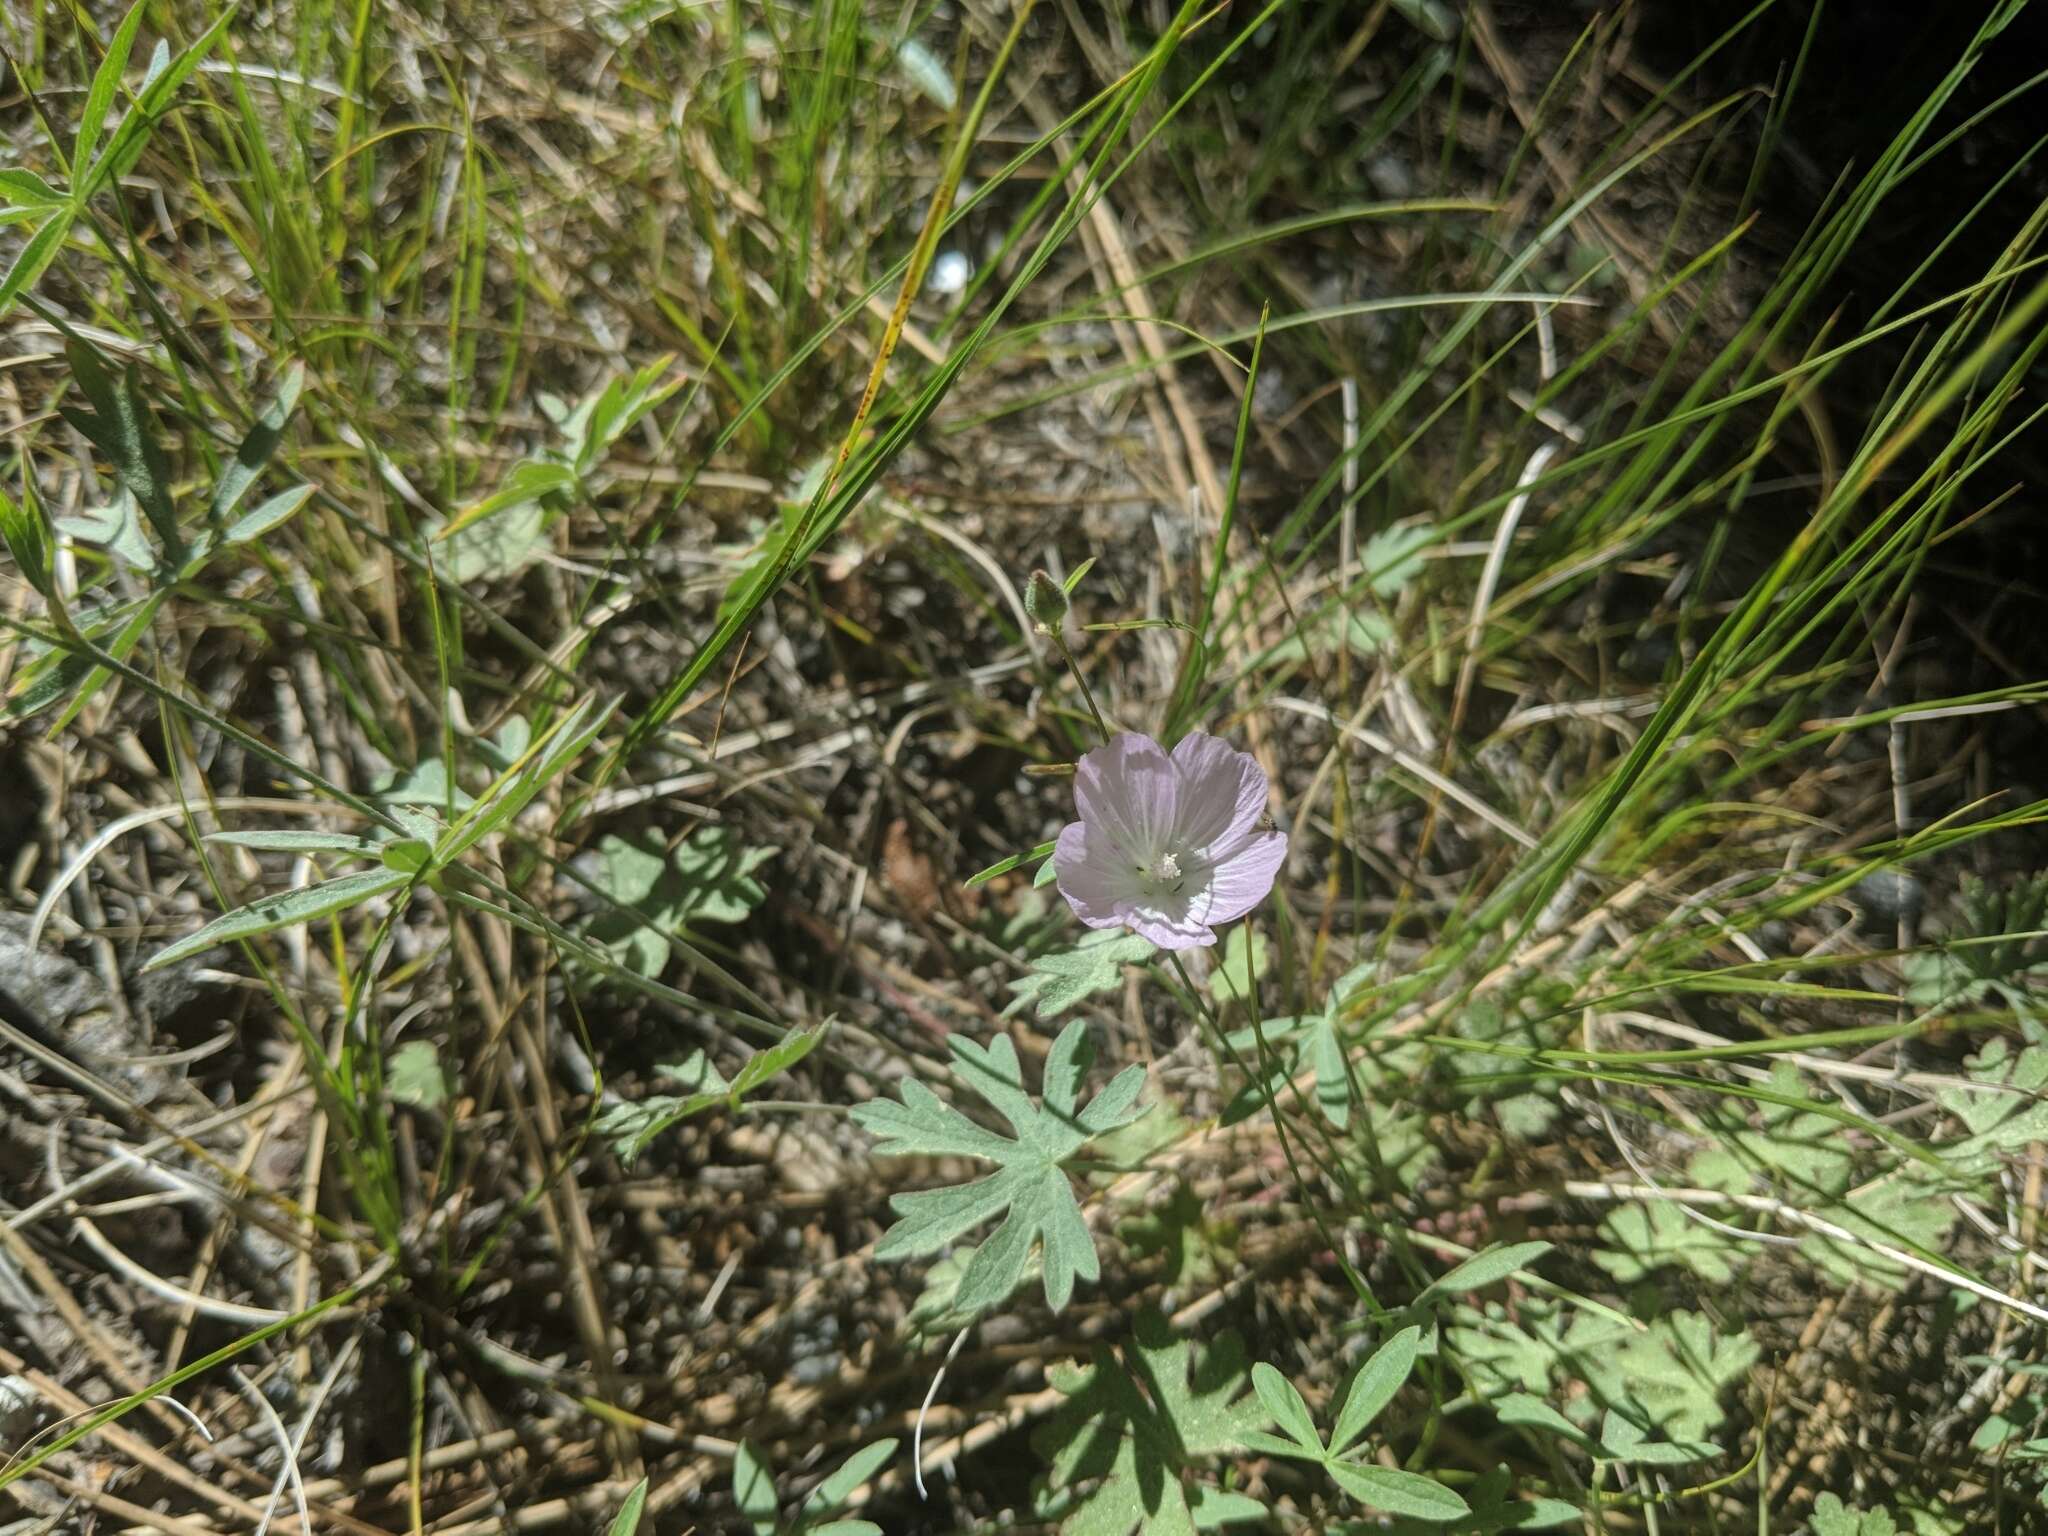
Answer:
[1050,627,1114,744]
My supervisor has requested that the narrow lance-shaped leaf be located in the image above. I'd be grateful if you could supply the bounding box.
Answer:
[733,1441,777,1536]
[143,867,410,972]
[0,212,75,326]
[73,0,149,180]
[88,6,238,193]
[0,481,54,598]
[436,695,612,863]
[603,1478,648,1536]
[1326,1461,1469,1521]
[1419,1240,1553,1302]
[210,360,306,524]
[62,341,179,558]
[1250,1363,1323,1455]
[1329,1325,1420,1457]
[800,1438,899,1523]
[205,829,385,857]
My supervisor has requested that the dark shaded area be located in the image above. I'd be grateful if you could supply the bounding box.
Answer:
[1632,0,2048,791]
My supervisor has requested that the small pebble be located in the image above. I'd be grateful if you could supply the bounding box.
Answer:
[1853,869,1925,924]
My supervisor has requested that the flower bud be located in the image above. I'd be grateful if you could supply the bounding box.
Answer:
[1024,568,1067,634]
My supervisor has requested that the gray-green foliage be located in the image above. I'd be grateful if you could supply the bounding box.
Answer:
[1033,1310,1270,1536]
[1809,1494,1899,1536]
[1451,1299,1758,1447]
[434,357,685,580]
[732,1435,898,1536]
[10,345,314,725]
[595,1024,827,1164]
[1247,1328,1468,1522]
[1005,929,1156,1019]
[0,1,231,316]
[1901,871,2048,1023]
[143,696,613,973]
[852,1020,1146,1314]
[582,826,777,978]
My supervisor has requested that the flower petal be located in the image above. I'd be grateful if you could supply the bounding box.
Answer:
[1170,731,1270,854]
[1055,820,1141,929]
[1125,902,1215,950]
[1074,734,1176,861]
[1193,828,1288,927]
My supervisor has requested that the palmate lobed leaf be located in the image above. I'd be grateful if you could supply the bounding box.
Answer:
[853,1020,1146,1314]
[1004,929,1156,1020]
[1034,1310,1271,1536]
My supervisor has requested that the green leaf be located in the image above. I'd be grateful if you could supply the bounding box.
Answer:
[1494,1393,1599,1452]
[582,827,777,978]
[74,0,148,181]
[0,210,74,317]
[1360,522,1437,597]
[853,1020,1145,1314]
[575,355,685,475]
[1329,1325,1421,1456]
[1033,1309,1271,1536]
[438,495,546,581]
[381,839,432,874]
[205,829,385,857]
[58,488,154,569]
[1941,1041,2048,1173]
[1250,1364,1322,1453]
[1265,608,1392,667]
[604,1477,648,1536]
[1004,930,1156,1020]
[1378,1464,1579,1532]
[89,6,236,191]
[1420,1241,1552,1302]
[1205,925,1267,1005]
[143,867,411,972]
[966,838,1057,888]
[210,361,305,524]
[437,695,612,864]
[1326,1462,1467,1521]
[218,483,315,550]
[1595,1201,1744,1286]
[1118,1181,1238,1289]
[1571,1309,1759,1442]
[1809,1494,1899,1536]
[734,1440,777,1536]
[63,341,179,557]
[596,1024,826,1165]
[1595,1409,1716,1466]
[379,755,474,813]
[1306,1012,1350,1127]
[438,458,578,542]
[0,169,63,208]
[670,827,778,925]
[800,1438,899,1524]
[0,481,54,597]
[387,1040,448,1110]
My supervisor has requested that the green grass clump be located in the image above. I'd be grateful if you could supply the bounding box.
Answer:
[4,2,2048,1532]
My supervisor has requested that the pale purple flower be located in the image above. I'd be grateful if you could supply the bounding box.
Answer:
[1055,732,1288,951]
